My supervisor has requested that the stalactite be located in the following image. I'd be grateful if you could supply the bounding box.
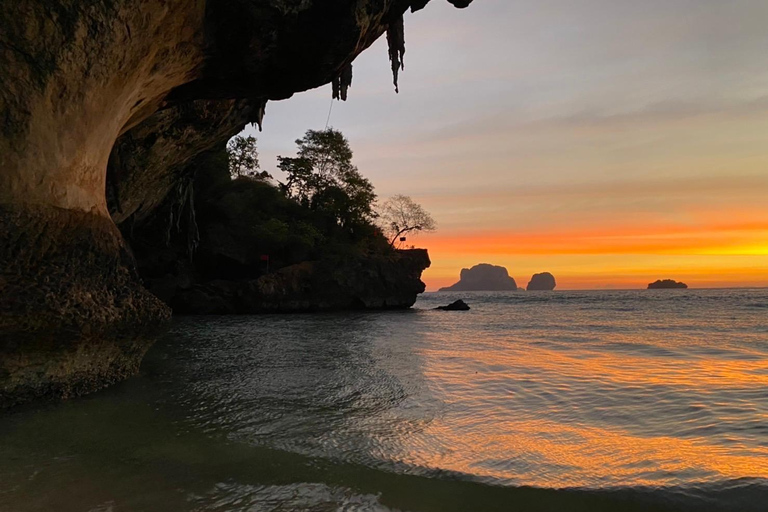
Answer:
[386,15,405,93]
[332,63,353,101]
[253,99,267,131]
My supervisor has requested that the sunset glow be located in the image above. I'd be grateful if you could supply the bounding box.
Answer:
[246,0,768,291]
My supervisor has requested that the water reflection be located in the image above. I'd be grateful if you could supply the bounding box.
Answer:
[1,290,768,511]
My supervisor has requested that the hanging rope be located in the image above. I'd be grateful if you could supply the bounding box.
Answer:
[325,96,334,129]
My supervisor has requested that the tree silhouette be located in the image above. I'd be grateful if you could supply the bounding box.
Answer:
[228,135,271,180]
[278,129,376,228]
[379,194,436,248]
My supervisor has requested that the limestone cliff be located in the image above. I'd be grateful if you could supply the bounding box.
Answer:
[170,250,430,314]
[0,0,473,407]
[527,272,556,291]
[440,264,518,291]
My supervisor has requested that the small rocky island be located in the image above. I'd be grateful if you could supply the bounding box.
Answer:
[436,300,471,311]
[439,264,518,291]
[648,279,688,289]
[527,272,556,291]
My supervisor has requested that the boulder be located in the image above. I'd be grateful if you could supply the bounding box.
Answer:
[436,300,471,311]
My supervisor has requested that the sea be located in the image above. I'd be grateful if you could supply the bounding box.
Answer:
[2,289,768,511]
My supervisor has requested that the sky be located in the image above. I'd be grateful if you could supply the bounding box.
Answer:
[242,0,768,291]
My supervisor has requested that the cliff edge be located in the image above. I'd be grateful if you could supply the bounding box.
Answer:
[169,250,430,314]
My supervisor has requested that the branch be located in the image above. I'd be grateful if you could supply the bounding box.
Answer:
[389,226,418,248]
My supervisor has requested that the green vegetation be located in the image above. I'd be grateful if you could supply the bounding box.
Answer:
[227,135,271,180]
[278,129,376,229]
[127,127,436,293]
[181,129,413,279]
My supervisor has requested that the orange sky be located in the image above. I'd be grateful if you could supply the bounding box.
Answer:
[246,0,768,291]
[416,202,768,290]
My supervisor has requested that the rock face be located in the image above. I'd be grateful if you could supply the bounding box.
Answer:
[168,250,430,314]
[527,272,557,291]
[439,264,518,291]
[0,205,167,409]
[0,0,473,407]
[648,279,688,289]
[108,99,264,225]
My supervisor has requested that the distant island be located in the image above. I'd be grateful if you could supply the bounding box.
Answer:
[527,272,556,291]
[648,279,688,289]
[439,264,518,291]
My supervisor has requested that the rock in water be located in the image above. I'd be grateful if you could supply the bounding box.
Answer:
[439,264,518,291]
[527,272,556,291]
[436,300,471,311]
[648,279,688,289]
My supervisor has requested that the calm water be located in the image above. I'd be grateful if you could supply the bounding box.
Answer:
[2,289,768,511]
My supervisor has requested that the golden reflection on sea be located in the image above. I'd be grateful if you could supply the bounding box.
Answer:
[389,330,768,488]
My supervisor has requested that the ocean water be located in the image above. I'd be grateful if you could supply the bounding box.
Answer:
[2,289,768,511]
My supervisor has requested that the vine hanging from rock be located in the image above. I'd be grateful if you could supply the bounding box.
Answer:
[165,175,200,260]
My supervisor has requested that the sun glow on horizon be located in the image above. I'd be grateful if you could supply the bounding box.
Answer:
[416,218,768,291]
[246,0,768,291]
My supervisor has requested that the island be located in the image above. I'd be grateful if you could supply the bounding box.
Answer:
[439,264,518,291]
[527,272,557,291]
[648,279,688,289]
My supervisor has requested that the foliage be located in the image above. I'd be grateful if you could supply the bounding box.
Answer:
[151,130,413,282]
[227,135,272,180]
[278,129,376,228]
[379,194,436,247]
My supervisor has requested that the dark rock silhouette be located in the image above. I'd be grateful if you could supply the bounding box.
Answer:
[527,272,556,291]
[0,1,473,408]
[439,264,518,291]
[165,250,431,314]
[436,300,471,311]
[124,160,431,315]
[648,279,688,289]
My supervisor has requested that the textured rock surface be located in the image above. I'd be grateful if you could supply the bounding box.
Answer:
[527,272,557,291]
[0,204,169,408]
[0,0,473,407]
[168,249,431,314]
[108,99,265,225]
[440,264,518,291]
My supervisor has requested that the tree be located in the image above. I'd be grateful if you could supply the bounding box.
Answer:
[227,135,271,179]
[278,129,376,227]
[379,194,436,247]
